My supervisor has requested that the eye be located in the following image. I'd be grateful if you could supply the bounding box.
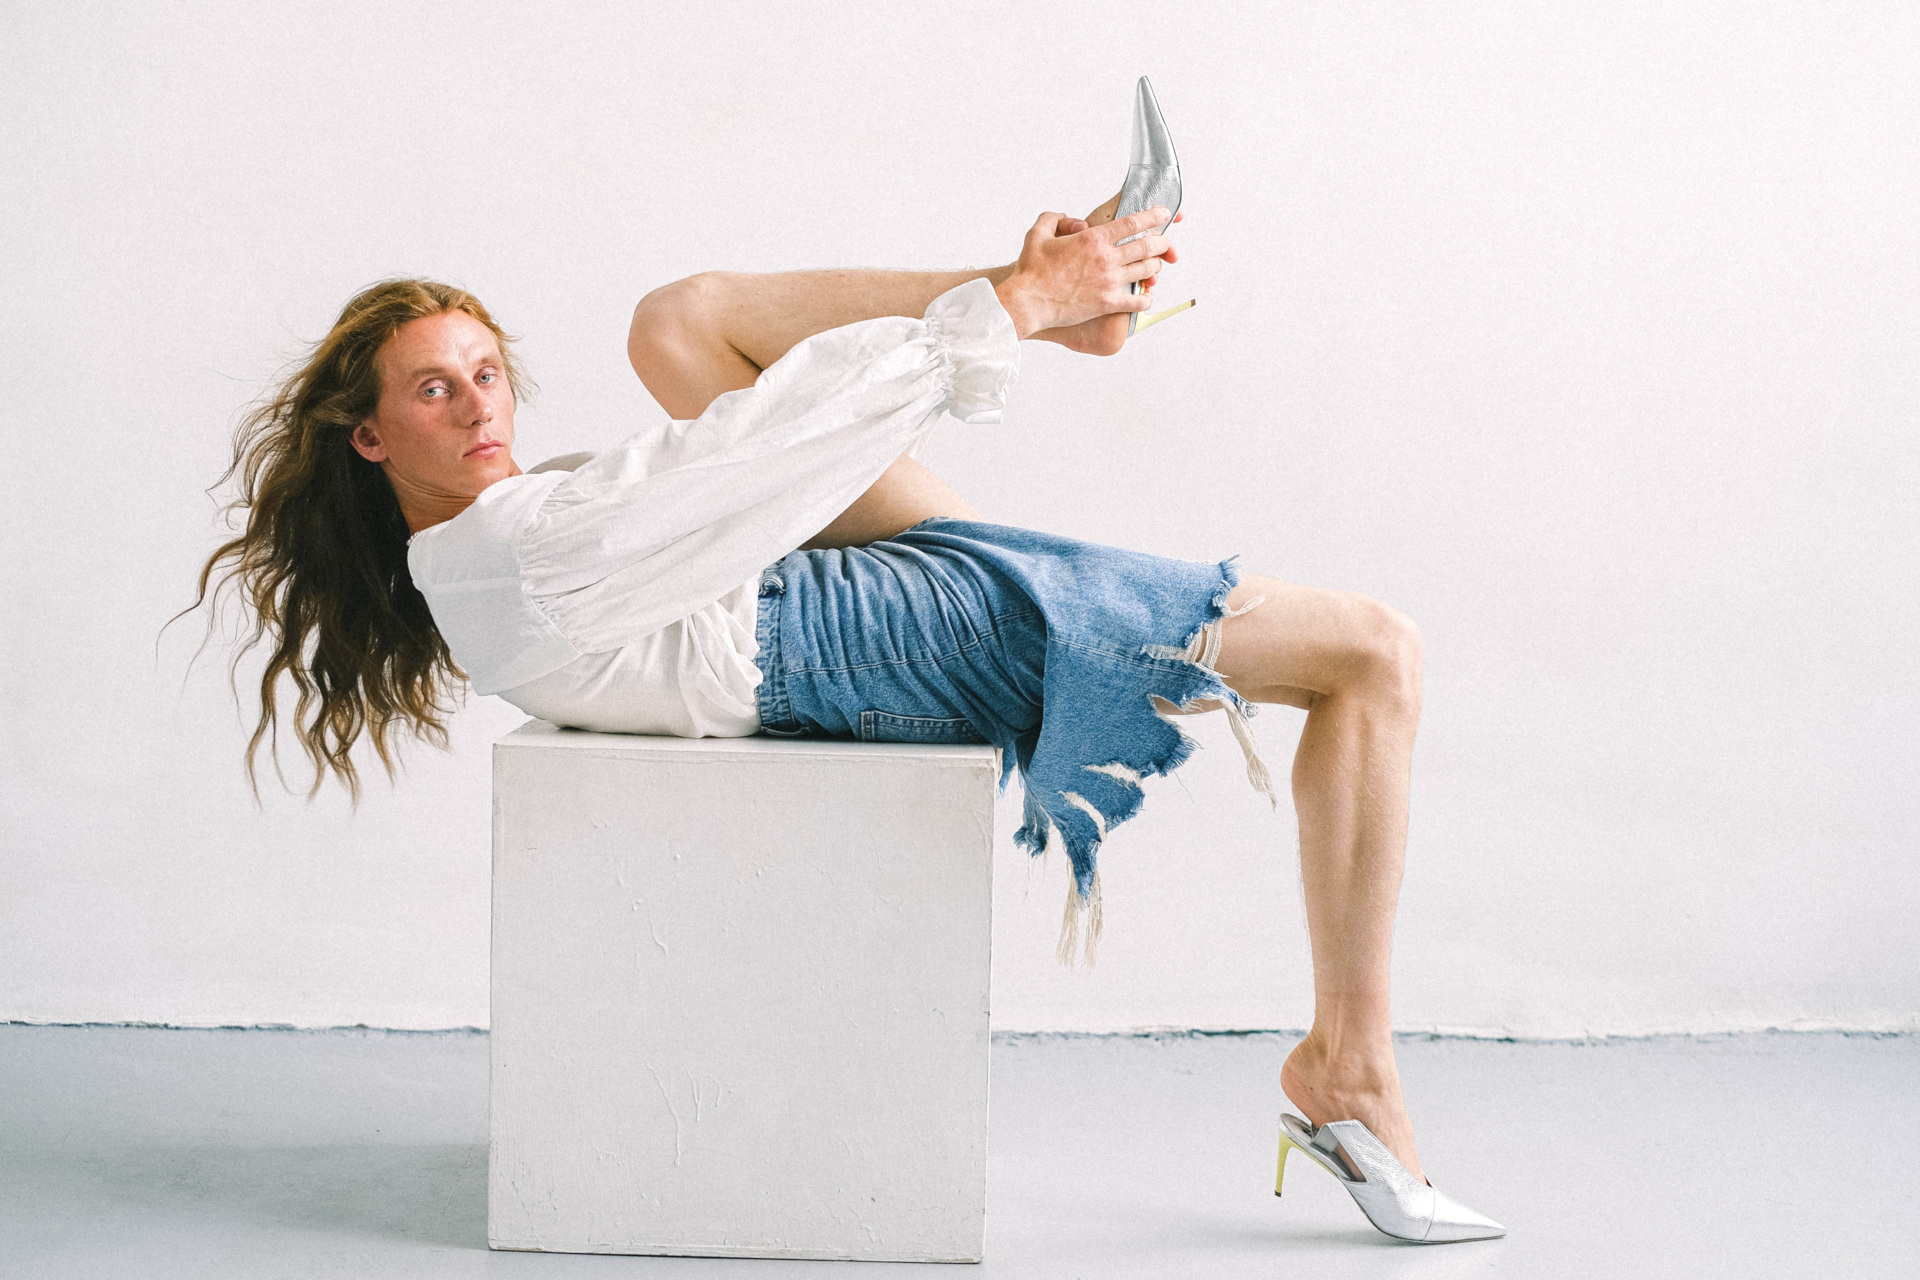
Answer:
[422,385,448,398]
[477,370,497,384]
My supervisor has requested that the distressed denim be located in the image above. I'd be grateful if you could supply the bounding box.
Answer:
[755,517,1273,960]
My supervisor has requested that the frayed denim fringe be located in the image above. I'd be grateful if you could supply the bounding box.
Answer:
[1010,554,1276,968]
[759,520,1278,970]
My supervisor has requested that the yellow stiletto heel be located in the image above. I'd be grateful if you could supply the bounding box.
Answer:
[1133,297,1195,334]
[1275,1130,1295,1196]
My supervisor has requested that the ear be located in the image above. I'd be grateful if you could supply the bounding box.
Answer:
[350,420,390,463]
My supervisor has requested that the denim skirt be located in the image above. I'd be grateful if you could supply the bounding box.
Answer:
[754,517,1274,929]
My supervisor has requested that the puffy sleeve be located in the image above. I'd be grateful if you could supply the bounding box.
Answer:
[516,276,1019,656]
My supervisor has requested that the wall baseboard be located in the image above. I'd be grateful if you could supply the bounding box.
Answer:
[4,1020,1915,1042]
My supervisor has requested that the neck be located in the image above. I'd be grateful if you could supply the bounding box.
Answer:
[386,461,521,534]
[400,493,478,534]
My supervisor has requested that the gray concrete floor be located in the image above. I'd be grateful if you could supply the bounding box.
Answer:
[0,1026,1913,1279]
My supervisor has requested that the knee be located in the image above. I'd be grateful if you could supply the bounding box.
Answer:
[1342,595,1423,715]
[627,272,727,378]
[632,271,726,327]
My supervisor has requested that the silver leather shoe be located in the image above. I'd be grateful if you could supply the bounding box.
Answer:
[1114,76,1182,336]
[1276,1112,1506,1243]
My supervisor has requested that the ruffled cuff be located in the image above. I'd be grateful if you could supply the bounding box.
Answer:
[922,276,1021,425]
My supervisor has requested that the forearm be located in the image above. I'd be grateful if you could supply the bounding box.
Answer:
[629,265,1013,419]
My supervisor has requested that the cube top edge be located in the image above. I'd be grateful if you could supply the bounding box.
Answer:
[494,718,1000,765]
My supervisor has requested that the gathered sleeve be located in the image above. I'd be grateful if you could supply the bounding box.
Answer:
[517,275,1020,656]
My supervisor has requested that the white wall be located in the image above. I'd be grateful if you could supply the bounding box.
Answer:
[4,1,1915,1037]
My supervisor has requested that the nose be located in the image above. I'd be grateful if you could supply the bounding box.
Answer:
[455,380,494,425]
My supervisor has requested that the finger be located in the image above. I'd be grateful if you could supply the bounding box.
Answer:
[1055,217,1088,237]
[1121,255,1166,284]
[1119,233,1174,264]
[1172,211,1184,224]
[1104,280,1154,312]
[1094,205,1172,244]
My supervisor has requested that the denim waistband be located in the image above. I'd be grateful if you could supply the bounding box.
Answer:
[753,564,805,735]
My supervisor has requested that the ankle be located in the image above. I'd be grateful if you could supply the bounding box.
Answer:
[1298,1015,1395,1068]
[1283,1032,1403,1110]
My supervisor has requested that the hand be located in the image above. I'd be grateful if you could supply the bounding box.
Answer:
[1029,209,1184,355]
[993,206,1177,342]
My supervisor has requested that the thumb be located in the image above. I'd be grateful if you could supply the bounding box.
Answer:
[1027,211,1066,245]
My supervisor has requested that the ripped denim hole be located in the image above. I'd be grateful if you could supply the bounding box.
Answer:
[1140,594,1280,812]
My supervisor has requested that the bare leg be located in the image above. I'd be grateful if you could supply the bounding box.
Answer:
[625,192,1165,420]
[625,266,997,547]
[628,266,1021,420]
[1197,574,1430,1183]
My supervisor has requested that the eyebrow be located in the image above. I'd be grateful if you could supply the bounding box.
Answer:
[401,344,502,383]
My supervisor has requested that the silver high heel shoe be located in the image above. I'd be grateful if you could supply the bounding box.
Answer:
[1113,76,1189,336]
[1276,1112,1506,1243]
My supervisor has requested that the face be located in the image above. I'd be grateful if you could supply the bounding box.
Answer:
[350,310,519,518]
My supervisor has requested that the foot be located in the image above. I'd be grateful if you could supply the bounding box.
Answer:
[1027,191,1179,356]
[1281,1033,1427,1185]
[1082,188,1123,228]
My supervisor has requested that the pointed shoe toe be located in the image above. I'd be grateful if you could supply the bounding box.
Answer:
[1422,1188,1506,1242]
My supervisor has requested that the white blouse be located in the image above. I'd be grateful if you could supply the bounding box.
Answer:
[405,277,1021,737]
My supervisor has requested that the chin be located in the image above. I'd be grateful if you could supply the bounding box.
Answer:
[468,452,518,485]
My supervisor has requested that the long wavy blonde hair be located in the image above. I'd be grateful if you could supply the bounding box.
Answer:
[184,279,530,799]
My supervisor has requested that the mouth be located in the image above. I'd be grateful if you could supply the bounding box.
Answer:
[464,441,505,459]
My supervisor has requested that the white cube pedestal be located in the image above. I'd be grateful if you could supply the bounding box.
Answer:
[488,721,998,1261]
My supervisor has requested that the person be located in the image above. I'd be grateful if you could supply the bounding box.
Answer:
[189,197,1503,1243]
